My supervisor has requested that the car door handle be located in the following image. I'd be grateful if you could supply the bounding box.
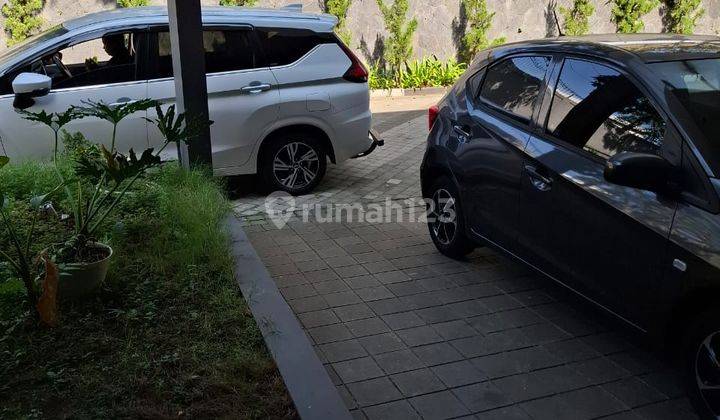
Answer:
[453,125,471,139]
[525,165,553,192]
[241,83,272,94]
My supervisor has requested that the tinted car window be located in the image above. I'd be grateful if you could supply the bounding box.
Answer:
[256,28,334,67]
[479,56,551,122]
[547,59,666,160]
[154,30,259,78]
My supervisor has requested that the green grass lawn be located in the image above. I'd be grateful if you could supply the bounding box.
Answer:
[0,163,296,418]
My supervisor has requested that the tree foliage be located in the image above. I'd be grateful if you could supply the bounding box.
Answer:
[460,0,505,63]
[611,0,660,33]
[667,0,704,34]
[559,0,595,36]
[116,0,149,7]
[1,0,44,47]
[376,0,418,78]
[219,0,259,6]
[326,0,352,45]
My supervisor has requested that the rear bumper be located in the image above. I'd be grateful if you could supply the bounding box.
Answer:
[352,130,384,158]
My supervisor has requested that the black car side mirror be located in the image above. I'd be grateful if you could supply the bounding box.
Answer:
[604,152,678,194]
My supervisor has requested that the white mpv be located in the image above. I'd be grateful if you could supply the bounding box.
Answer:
[0,6,379,194]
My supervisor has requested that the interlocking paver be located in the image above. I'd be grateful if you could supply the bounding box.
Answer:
[320,339,369,363]
[346,317,391,337]
[408,391,470,420]
[239,106,696,418]
[391,368,446,397]
[453,381,511,413]
[375,349,426,375]
[348,377,403,406]
[333,356,385,383]
[413,342,464,366]
[334,303,376,322]
[430,360,487,387]
[357,332,406,355]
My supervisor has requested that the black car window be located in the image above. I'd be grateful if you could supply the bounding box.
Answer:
[255,28,335,67]
[547,58,666,160]
[153,29,259,78]
[479,56,551,122]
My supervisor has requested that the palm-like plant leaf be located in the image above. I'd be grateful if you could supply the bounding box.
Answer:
[146,104,213,147]
[76,145,161,185]
[18,108,83,131]
[74,99,158,125]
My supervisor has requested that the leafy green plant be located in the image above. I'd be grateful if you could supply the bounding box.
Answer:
[376,0,418,81]
[0,155,60,307]
[219,0,258,6]
[326,0,352,45]
[460,0,505,62]
[369,57,466,89]
[559,0,595,36]
[1,0,44,47]
[116,0,148,7]
[73,99,156,153]
[19,100,168,264]
[667,0,704,34]
[611,0,660,33]
[61,131,99,163]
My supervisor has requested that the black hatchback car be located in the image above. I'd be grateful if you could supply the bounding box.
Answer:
[420,34,720,418]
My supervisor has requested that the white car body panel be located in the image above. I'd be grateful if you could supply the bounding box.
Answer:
[0,81,148,158]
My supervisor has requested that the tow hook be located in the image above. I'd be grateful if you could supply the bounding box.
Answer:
[352,130,384,159]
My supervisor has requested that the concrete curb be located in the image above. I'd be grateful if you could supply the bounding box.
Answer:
[225,215,352,420]
[370,86,449,97]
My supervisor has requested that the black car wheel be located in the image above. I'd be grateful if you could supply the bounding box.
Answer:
[685,308,720,419]
[426,176,475,259]
[260,133,327,195]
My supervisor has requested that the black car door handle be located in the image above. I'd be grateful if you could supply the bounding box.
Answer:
[525,165,553,191]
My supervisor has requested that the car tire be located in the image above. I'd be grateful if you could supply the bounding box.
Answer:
[426,176,475,259]
[259,133,327,195]
[683,307,720,419]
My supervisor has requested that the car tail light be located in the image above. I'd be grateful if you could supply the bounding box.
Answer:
[338,41,368,83]
[429,105,439,130]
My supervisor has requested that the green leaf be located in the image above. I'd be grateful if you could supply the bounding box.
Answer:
[0,155,8,169]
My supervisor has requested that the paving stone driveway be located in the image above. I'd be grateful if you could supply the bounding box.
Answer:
[234,101,699,419]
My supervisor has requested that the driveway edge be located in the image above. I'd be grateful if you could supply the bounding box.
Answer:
[225,215,352,420]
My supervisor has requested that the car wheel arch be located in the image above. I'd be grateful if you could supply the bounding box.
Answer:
[258,123,336,165]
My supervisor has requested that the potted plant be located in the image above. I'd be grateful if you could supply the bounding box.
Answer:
[20,100,210,299]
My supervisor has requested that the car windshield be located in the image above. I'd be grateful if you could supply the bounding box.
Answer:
[651,58,720,143]
[0,25,67,64]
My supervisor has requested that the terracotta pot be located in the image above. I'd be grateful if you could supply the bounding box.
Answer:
[58,242,113,299]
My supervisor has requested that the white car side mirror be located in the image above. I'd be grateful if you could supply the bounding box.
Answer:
[13,72,51,96]
[12,72,51,109]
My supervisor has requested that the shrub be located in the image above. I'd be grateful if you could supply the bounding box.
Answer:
[1,0,44,47]
[376,0,418,79]
[559,0,595,36]
[326,0,352,45]
[369,57,466,89]
[116,0,148,7]
[219,0,258,6]
[460,0,505,63]
[611,0,660,33]
[667,0,704,34]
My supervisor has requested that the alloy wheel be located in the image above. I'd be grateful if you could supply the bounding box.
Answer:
[696,330,720,418]
[273,141,320,190]
[429,188,457,245]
